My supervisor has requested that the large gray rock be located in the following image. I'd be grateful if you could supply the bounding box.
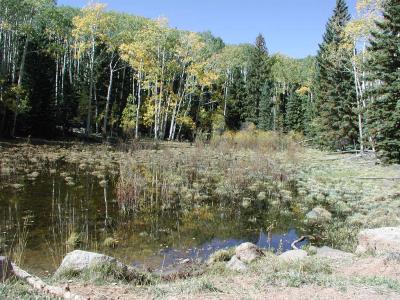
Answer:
[0,256,13,281]
[55,250,146,283]
[306,207,332,224]
[235,242,264,263]
[226,255,248,272]
[356,227,400,255]
[56,250,122,274]
[316,246,354,260]
[279,250,308,262]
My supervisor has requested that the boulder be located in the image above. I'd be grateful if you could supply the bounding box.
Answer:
[0,256,13,281]
[226,255,247,272]
[55,250,124,274]
[306,207,332,224]
[235,242,264,263]
[315,246,354,259]
[55,250,145,282]
[279,250,308,262]
[356,227,400,255]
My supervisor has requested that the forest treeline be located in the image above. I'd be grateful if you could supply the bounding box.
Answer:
[0,0,398,162]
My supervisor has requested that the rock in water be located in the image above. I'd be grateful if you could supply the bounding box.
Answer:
[0,256,13,281]
[305,207,332,224]
[279,250,308,262]
[235,242,264,263]
[226,255,248,272]
[356,227,400,255]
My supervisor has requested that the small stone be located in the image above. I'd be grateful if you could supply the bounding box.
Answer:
[226,255,247,272]
[279,250,308,262]
[235,242,264,263]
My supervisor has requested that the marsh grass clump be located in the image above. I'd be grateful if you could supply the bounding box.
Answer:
[66,232,81,248]
[207,248,235,265]
[0,279,54,300]
[56,263,154,286]
[103,237,118,248]
[116,131,299,211]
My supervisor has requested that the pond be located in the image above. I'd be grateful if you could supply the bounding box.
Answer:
[0,144,306,275]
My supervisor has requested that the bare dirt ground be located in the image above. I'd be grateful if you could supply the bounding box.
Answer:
[63,255,400,300]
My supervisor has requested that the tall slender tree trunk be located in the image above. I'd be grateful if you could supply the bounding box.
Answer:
[103,61,114,137]
[352,43,364,153]
[86,36,95,136]
[135,65,142,139]
[11,36,29,137]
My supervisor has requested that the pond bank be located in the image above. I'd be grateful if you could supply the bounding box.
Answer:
[2,228,400,300]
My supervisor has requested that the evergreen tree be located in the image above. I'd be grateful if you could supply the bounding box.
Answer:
[226,68,246,130]
[286,87,306,132]
[258,82,274,130]
[314,0,358,149]
[367,0,400,163]
[244,34,272,127]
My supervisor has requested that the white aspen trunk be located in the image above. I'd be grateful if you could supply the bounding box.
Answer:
[11,36,29,137]
[352,43,364,153]
[94,83,98,134]
[61,47,67,103]
[156,49,165,139]
[55,55,59,106]
[135,64,142,139]
[154,76,159,140]
[177,93,192,140]
[103,59,114,137]
[86,36,95,135]
[168,102,177,140]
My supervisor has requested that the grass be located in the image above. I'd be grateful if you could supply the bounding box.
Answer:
[54,262,154,286]
[0,279,56,300]
[116,130,299,212]
[137,253,400,298]
[291,149,400,251]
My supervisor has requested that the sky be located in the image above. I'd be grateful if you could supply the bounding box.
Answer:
[57,0,358,59]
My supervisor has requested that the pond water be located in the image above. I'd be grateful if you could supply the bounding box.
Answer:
[0,152,306,275]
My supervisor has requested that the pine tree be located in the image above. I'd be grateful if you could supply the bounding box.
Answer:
[314,0,358,149]
[258,81,274,130]
[244,34,272,127]
[367,0,400,163]
[286,87,306,132]
[226,68,247,130]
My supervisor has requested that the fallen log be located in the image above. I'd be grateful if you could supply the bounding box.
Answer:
[291,236,307,250]
[11,263,88,300]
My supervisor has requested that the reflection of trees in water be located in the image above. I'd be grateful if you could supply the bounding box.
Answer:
[0,158,304,272]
